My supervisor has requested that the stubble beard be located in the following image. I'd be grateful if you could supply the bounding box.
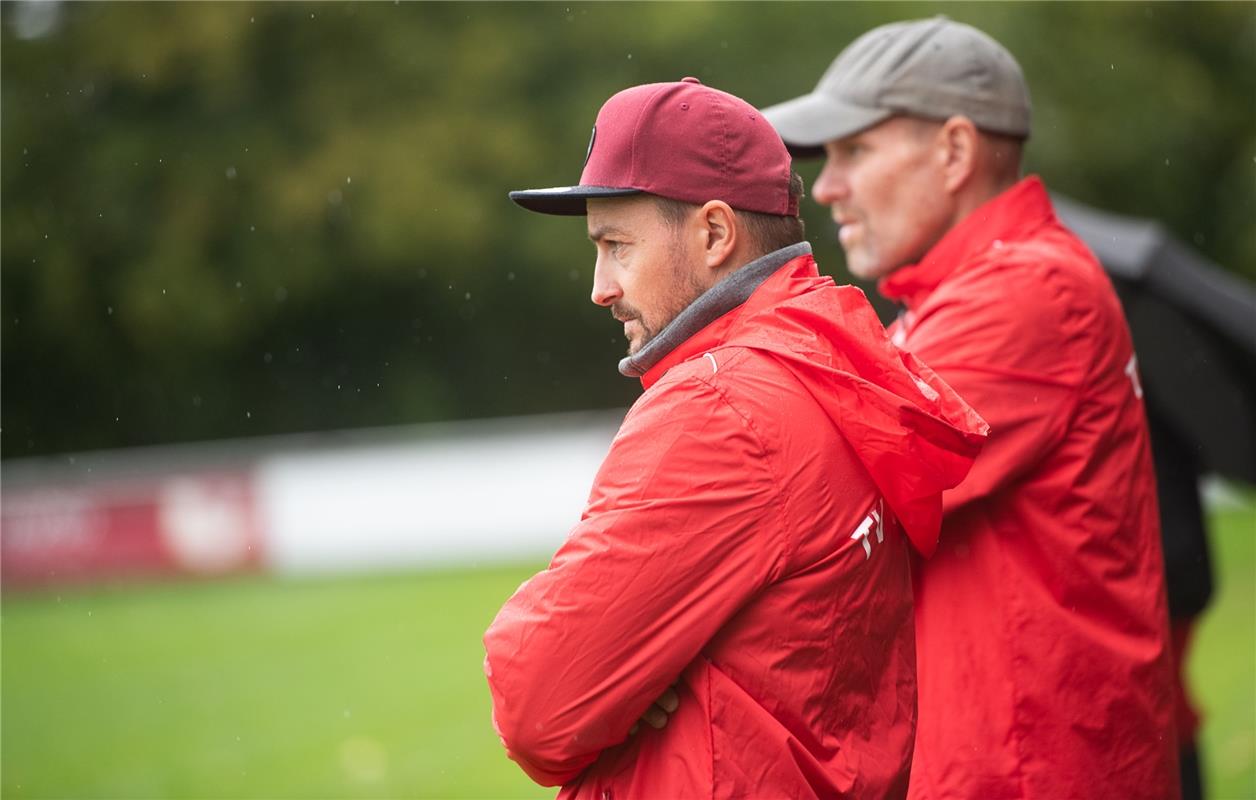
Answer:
[617,258,708,358]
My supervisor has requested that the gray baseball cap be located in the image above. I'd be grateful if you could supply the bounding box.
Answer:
[762,16,1031,157]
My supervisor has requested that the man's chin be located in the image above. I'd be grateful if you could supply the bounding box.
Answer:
[845,254,892,282]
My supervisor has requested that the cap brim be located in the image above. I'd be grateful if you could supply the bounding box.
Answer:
[761,93,893,159]
[508,185,644,216]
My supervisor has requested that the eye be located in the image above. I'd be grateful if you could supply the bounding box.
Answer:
[606,240,628,258]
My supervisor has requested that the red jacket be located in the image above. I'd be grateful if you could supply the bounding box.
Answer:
[880,178,1179,799]
[485,249,986,797]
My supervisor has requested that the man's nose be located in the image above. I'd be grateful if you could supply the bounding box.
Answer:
[590,256,621,307]
[812,159,848,206]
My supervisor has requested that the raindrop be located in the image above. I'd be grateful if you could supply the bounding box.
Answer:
[346,176,352,184]
[507,272,516,281]
[226,166,238,179]
[236,280,243,289]
[246,411,252,419]
[107,306,113,315]
[263,352,273,364]
[464,291,472,300]
[627,53,633,60]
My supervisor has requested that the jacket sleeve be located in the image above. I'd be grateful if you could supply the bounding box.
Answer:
[901,263,1090,514]
[482,376,784,786]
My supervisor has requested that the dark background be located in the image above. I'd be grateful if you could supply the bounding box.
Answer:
[4,1,1253,458]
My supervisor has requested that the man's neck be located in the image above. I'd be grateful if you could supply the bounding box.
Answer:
[949,173,1021,230]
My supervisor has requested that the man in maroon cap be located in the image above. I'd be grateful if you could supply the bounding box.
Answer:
[484,77,987,797]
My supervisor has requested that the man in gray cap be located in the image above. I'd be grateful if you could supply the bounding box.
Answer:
[763,17,1180,800]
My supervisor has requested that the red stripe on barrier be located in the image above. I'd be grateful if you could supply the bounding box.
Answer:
[1,472,264,590]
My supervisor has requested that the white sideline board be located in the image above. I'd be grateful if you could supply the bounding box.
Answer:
[255,412,623,575]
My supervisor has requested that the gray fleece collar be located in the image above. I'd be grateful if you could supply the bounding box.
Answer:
[618,241,813,378]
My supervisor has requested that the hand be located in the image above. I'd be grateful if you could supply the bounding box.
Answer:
[629,686,679,735]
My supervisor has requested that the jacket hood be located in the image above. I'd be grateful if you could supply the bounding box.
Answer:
[652,254,988,556]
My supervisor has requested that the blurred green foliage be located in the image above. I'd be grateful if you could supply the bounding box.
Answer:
[3,2,1253,457]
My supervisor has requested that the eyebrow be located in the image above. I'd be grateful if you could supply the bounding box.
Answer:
[588,224,630,243]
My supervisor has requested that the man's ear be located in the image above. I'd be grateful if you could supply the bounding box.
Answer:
[698,200,738,272]
[939,116,980,194]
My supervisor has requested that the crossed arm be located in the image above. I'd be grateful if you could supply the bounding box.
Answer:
[482,379,784,786]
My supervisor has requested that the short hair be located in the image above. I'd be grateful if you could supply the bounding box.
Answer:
[654,172,806,258]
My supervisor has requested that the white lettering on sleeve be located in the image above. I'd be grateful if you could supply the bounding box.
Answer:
[850,500,885,561]
[1125,353,1144,399]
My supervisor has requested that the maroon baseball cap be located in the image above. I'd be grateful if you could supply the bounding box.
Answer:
[510,77,798,217]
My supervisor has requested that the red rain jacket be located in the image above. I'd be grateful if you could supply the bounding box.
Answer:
[880,178,1179,800]
[485,251,986,797]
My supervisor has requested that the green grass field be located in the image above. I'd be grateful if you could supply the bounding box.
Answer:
[3,499,1253,799]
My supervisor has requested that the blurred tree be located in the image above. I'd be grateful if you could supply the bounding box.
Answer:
[2,1,1252,457]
